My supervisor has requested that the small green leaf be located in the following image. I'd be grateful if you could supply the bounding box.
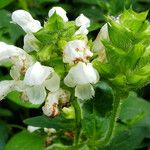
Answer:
[24,115,75,130]
[5,131,45,150]
[120,8,148,33]
[120,92,150,126]
[108,18,135,51]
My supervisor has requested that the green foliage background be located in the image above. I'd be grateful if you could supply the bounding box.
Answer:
[0,0,150,150]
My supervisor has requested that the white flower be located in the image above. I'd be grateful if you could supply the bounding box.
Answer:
[48,7,68,22]
[0,42,34,80]
[63,40,93,65]
[93,23,109,52]
[75,14,90,28]
[10,55,34,80]
[42,89,70,117]
[23,62,60,104]
[23,33,40,52]
[27,126,41,133]
[12,10,42,33]
[64,62,99,100]
[0,42,25,64]
[75,14,90,35]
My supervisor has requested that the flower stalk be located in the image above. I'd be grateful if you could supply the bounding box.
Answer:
[95,92,123,147]
[72,97,82,145]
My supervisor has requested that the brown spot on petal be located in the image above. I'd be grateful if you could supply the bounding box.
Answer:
[50,103,60,117]
[73,57,84,64]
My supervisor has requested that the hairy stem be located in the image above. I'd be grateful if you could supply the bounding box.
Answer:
[72,98,82,145]
[95,93,122,146]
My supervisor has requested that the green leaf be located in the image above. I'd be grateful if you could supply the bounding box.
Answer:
[0,121,9,150]
[0,10,24,44]
[82,82,114,144]
[47,144,90,150]
[24,115,75,130]
[120,8,148,33]
[5,131,45,150]
[36,0,59,4]
[0,108,12,117]
[88,22,101,32]
[99,126,148,150]
[7,91,40,109]
[95,82,114,117]
[0,0,13,8]
[120,92,150,126]
[44,13,65,31]
[108,18,135,51]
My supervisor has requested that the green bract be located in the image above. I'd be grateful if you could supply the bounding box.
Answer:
[93,8,150,92]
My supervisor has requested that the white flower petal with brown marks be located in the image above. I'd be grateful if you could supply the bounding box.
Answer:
[63,40,93,65]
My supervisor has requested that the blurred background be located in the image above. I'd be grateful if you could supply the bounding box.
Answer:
[0,0,150,149]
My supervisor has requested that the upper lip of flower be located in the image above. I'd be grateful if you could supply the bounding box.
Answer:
[63,40,93,65]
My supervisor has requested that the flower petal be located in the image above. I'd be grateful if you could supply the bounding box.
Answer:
[10,54,34,80]
[24,62,54,86]
[12,10,42,33]
[0,42,25,64]
[75,84,95,100]
[75,14,90,28]
[0,80,15,100]
[93,23,109,52]
[42,91,60,117]
[44,73,60,92]
[64,62,99,86]
[63,40,93,64]
[27,126,41,133]
[26,85,46,104]
[64,71,77,87]
[48,7,68,22]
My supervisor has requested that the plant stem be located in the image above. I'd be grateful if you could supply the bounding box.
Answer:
[95,93,122,146]
[72,98,82,145]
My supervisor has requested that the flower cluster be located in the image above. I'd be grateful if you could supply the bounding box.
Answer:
[0,7,99,117]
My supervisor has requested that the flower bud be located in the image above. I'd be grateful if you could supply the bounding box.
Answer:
[62,106,75,119]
